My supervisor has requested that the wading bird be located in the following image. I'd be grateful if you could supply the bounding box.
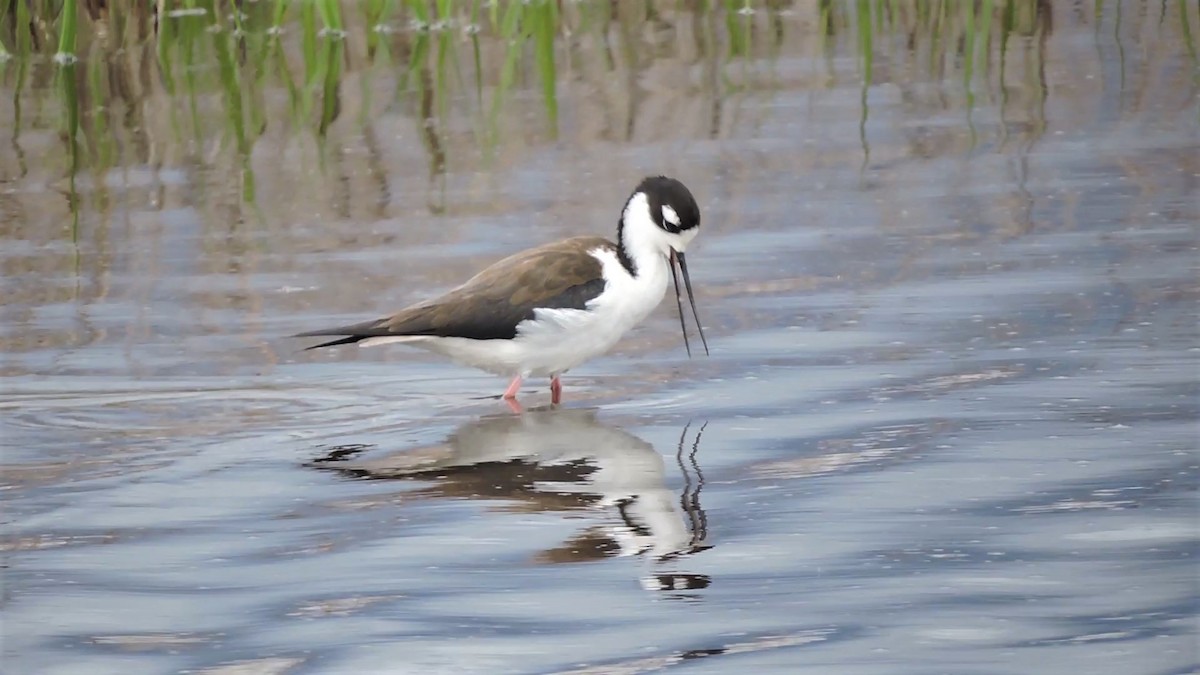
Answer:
[295,176,708,411]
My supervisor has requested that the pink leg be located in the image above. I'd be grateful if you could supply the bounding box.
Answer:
[503,376,524,414]
[503,375,523,400]
[550,376,562,405]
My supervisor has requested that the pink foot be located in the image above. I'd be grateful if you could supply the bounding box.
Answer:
[503,376,524,414]
[550,376,562,405]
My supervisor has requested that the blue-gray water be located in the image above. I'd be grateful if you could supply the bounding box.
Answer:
[2,4,1197,674]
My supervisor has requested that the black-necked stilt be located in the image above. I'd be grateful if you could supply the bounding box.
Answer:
[294,176,708,410]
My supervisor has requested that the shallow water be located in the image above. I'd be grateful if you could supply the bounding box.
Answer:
[2,3,1198,674]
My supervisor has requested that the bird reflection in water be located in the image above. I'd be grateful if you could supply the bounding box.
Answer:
[310,407,712,593]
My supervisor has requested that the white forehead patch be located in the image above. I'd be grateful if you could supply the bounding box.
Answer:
[661,204,680,227]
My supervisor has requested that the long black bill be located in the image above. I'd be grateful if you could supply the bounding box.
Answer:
[669,250,710,357]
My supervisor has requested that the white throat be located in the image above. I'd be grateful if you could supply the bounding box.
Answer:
[619,192,696,278]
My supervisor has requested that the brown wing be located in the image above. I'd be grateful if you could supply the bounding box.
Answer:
[296,236,614,347]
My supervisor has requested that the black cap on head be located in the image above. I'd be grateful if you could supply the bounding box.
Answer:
[636,176,700,234]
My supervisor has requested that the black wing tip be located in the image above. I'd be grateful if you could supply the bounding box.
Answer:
[292,324,377,350]
[293,327,344,338]
[305,336,366,350]
[292,319,386,349]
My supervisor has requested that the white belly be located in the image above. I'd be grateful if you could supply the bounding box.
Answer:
[361,246,671,378]
[412,295,664,377]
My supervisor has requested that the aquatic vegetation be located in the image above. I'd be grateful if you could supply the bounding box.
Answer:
[0,0,1193,219]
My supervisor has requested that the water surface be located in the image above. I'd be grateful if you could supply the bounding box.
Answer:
[2,3,1197,674]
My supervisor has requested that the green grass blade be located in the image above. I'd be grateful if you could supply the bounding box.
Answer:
[13,0,33,57]
[318,38,344,137]
[962,0,978,149]
[533,1,558,132]
[856,0,873,84]
[300,1,318,84]
[856,0,872,167]
[56,0,79,63]
[157,8,178,94]
[725,0,748,58]
[977,0,994,96]
[471,18,483,107]
[317,0,344,33]
[1180,0,1198,75]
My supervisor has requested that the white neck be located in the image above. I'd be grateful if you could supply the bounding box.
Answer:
[618,192,696,279]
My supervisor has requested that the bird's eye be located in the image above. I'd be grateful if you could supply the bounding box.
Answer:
[661,205,681,228]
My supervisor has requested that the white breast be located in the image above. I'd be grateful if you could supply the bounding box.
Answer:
[408,246,669,378]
